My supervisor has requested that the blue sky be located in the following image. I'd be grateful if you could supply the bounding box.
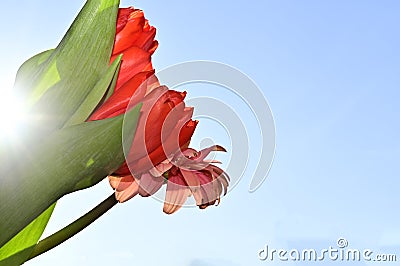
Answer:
[1,0,400,265]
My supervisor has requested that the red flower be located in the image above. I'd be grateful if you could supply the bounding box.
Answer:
[90,7,197,174]
[109,145,230,214]
[91,7,230,213]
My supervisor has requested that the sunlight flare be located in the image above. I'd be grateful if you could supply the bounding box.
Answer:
[0,90,26,140]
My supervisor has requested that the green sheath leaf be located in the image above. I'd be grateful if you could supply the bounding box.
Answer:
[0,203,56,266]
[65,55,122,127]
[0,104,140,248]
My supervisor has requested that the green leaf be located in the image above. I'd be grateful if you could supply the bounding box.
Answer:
[103,58,122,103]
[13,49,54,98]
[15,0,120,132]
[74,103,142,191]
[0,203,56,266]
[65,55,122,127]
[0,104,140,248]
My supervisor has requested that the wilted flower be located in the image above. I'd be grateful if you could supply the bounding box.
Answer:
[110,145,230,214]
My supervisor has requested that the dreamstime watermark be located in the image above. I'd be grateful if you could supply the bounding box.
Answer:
[258,238,397,262]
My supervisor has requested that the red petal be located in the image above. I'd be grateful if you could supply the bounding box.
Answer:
[126,90,187,162]
[108,175,135,192]
[149,160,173,177]
[112,46,154,91]
[128,115,197,174]
[138,173,163,197]
[115,180,139,203]
[89,71,155,120]
[113,9,146,54]
[180,169,200,188]
[116,8,135,33]
[114,162,130,176]
[163,174,191,214]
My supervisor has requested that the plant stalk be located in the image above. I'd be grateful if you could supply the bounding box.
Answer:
[27,194,118,261]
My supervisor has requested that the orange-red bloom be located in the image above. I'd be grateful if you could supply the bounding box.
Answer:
[90,7,229,213]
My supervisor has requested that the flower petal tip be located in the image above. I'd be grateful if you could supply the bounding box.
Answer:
[215,145,227,152]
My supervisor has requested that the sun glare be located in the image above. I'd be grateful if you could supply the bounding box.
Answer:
[0,91,26,140]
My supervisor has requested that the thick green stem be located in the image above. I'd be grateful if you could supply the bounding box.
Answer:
[27,194,118,261]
